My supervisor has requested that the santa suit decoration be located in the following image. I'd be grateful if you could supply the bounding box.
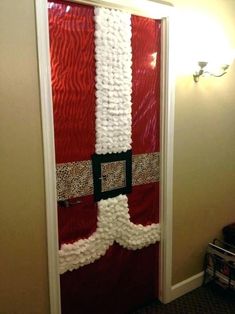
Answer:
[56,7,161,274]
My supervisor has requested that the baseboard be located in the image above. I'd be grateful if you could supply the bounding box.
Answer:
[170,271,204,302]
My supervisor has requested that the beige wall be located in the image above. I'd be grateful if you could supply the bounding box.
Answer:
[170,0,235,284]
[1,0,235,312]
[0,1,50,313]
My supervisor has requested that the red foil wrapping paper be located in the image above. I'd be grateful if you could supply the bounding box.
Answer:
[48,1,161,313]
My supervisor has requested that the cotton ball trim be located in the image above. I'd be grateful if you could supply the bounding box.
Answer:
[94,7,132,154]
[59,194,161,274]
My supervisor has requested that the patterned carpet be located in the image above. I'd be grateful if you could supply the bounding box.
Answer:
[131,283,235,314]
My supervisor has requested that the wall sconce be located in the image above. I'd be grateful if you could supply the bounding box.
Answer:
[193,61,229,82]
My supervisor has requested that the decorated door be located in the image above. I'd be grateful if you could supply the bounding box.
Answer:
[48,1,161,313]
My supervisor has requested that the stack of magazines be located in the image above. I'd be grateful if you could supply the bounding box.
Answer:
[204,239,235,289]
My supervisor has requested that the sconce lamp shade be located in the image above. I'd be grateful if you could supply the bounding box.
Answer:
[193,61,230,82]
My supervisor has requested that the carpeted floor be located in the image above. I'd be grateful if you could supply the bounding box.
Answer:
[131,283,235,314]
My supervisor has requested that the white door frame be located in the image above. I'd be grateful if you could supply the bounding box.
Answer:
[35,1,175,313]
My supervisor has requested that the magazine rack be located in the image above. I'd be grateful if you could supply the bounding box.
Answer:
[204,239,235,289]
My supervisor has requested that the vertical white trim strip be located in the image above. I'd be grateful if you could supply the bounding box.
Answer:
[94,7,132,154]
[35,1,61,313]
[159,16,175,304]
